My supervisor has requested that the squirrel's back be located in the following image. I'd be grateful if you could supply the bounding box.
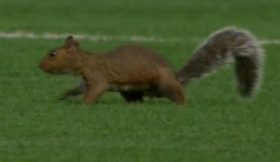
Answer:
[99,44,173,80]
[107,44,171,67]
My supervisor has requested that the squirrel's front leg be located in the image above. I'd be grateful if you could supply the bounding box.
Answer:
[83,80,108,105]
[59,84,85,100]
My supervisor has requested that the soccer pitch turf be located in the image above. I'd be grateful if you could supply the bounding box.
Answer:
[0,0,280,161]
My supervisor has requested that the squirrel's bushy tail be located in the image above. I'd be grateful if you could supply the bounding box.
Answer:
[176,27,264,97]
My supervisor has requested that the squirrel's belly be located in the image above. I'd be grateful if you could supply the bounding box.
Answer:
[108,84,149,92]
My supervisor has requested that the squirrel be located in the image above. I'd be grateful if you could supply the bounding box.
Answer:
[39,26,264,104]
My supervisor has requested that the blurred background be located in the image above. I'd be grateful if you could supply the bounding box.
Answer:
[0,0,279,37]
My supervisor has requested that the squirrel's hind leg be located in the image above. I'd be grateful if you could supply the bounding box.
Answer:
[157,79,185,104]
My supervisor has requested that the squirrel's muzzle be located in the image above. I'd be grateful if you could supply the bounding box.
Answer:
[39,61,52,73]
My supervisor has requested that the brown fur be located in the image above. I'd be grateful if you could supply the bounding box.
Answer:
[39,36,185,104]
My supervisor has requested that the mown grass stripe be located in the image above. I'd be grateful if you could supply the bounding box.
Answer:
[0,31,279,45]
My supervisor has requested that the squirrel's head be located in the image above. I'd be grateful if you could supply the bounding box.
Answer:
[39,36,80,74]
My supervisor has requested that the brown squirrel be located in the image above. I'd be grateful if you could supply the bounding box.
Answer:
[39,26,264,104]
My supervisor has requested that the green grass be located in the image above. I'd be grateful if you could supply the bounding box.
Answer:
[0,0,280,161]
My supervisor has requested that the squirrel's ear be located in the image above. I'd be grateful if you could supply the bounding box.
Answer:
[64,36,80,48]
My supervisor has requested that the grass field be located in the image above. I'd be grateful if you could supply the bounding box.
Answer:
[0,0,280,161]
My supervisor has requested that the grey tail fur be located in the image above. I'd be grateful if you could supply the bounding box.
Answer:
[176,26,264,97]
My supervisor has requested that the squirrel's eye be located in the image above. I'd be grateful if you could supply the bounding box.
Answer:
[49,51,57,57]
